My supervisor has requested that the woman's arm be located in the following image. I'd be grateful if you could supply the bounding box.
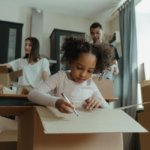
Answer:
[0,63,12,69]
[42,59,51,81]
[42,71,50,81]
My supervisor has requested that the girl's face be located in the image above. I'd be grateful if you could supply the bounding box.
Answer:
[25,40,32,55]
[69,53,97,83]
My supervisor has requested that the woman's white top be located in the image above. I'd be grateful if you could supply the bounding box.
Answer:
[9,58,50,87]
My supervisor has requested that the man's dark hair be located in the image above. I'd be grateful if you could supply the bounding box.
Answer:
[90,22,103,31]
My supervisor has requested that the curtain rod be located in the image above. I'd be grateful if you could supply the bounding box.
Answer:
[111,0,128,16]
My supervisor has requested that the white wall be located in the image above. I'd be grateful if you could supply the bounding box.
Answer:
[0,2,31,58]
[42,11,112,57]
[31,11,43,52]
[136,12,150,79]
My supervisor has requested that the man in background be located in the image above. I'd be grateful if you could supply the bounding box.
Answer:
[90,22,120,78]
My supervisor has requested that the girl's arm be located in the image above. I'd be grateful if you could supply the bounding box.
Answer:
[28,89,58,107]
[28,73,60,107]
[28,72,74,113]
[92,91,109,109]
[87,81,109,109]
[0,63,12,69]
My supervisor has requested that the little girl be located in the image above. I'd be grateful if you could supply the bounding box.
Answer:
[28,37,115,114]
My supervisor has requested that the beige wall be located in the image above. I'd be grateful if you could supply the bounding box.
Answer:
[0,2,115,59]
[0,2,32,58]
[42,11,112,57]
[0,1,142,59]
[110,15,122,57]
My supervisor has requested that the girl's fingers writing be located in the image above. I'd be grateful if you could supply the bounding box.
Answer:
[64,101,74,109]
[62,106,73,114]
[56,99,74,114]
[59,108,64,113]
[71,101,74,105]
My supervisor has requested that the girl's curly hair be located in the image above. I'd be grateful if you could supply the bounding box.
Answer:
[60,36,115,75]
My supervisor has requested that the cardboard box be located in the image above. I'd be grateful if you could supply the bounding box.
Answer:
[0,116,18,150]
[0,106,147,150]
[0,66,22,88]
[92,77,118,102]
[0,130,18,150]
[0,94,27,99]
[138,111,150,150]
[140,80,150,111]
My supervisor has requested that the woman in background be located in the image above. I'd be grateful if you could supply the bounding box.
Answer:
[0,37,50,93]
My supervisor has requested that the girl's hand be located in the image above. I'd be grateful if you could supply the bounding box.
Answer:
[85,97,102,110]
[55,99,74,114]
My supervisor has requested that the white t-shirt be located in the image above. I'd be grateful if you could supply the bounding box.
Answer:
[102,64,116,79]
[92,64,116,79]
[9,58,50,87]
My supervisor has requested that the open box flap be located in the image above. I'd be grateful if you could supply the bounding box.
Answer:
[9,70,22,80]
[92,78,114,97]
[35,106,147,134]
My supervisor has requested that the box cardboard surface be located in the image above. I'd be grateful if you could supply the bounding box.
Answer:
[0,130,18,150]
[0,66,22,88]
[0,141,17,150]
[0,94,27,99]
[0,117,18,150]
[140,80,150,111]
[93,77,118,102]
[138,111,150,150]
[0,106,147,150]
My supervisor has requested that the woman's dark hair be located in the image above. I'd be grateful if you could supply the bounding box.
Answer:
[60,36,115,76]
[24,37,40,63]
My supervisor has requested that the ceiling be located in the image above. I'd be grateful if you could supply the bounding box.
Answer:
[0,0,127,21]
[0,0,143,21]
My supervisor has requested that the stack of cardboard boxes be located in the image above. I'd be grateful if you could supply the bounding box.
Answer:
[0,66,28,98]
[0,77,148,150]
[0,104,148,150]
[138,80,150,150]
[0,66,22,89]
